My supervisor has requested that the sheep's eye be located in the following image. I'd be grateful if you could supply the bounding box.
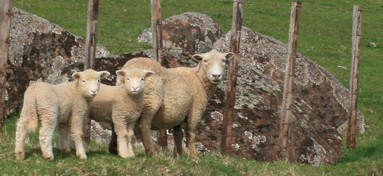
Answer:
[140,78,144,81]
[126,78,130,81]
[203,60,208,63]
[82,80,86,83]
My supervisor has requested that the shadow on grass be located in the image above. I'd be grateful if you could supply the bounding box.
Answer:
[21,148,77,161]
[22,148,113,160]
[338,137,383,163]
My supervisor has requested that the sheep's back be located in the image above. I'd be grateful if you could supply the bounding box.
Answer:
[23,82,61,118]
[89,84,116,122]
[171,67,210,108]
[122,57,164,76]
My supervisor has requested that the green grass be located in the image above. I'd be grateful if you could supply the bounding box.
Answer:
[3,0,383,175]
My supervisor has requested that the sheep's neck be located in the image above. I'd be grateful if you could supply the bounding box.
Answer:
[116,86,144,107]
[72,82,93,103]
[118,86,144,101]
[196,69,218,99]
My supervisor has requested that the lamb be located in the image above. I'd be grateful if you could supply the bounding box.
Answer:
[14,69,110,161]
[111,49,233,158]
[89,68,154,158]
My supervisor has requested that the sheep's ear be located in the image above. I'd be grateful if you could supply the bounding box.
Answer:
[72,72,81,80]
[225,52,234,60]
[144,70,155,77]
[99,71,111,79]
[116,70,126,77]
[191,54,204,63]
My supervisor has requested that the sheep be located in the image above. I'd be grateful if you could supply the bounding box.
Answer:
[89,68,154,158]
[109,57,166,155]
[111,49,234,158]
[14,69,110,161]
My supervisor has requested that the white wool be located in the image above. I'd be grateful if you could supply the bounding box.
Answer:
[14,69,110,161]
[112,49,234,158]
[89,68,153,158]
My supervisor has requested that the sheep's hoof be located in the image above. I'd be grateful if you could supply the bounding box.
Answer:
[191,157,200,164]
[15,152,25,161]
[77,153,87,160]
[188,153,200,162]
[108,147,118,155]
[145,150,155,156]
[120,152,135,159]
[43,155,54,161]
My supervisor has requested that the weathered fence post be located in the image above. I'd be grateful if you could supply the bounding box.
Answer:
[347,5,362,150]
[0,0,12,129]
[150,0,167,148]
[151,0,163,64]
[85,0,99,69]
[221,0,243,154]
[278,1,301,159]
[83,0,99,143]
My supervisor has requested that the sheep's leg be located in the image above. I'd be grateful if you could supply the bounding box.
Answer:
[114,121,132,158]
[185,127,197,158]
[108,125,118,155]
[186,128,197,158]
[186,113,201,159]
[158,130,168,150]
[173,125,184,156]
[70,115,87,160]
[138,112,156,156]
[15,119,29,160]
[39,115,57,161]
[126,123,135,157]
[58,123,71,153]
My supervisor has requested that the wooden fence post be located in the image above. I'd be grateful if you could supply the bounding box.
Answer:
[278,1,301,159]
[151,0,163,64]
[150,0,167,148]
[347,5,362,150]
[221,0,243,154]
[83,0,99,143]
[0,0,12,129]
[85,0,99,69]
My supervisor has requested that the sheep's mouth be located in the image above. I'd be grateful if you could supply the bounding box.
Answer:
[130,90,141,94]
[210,79,221,84]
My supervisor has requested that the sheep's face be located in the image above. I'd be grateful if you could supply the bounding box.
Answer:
[192,49,234,84]
[116,68,154,95]
[72,69,110,98]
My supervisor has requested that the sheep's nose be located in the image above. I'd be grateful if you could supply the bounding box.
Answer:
[91,89,98,95]
[131,87,140,92]
[212,74,221,79]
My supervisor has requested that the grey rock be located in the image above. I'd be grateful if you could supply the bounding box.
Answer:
[137,12,222,67]
[6,8,107,115]
[6,9,366,166]
[194,27,365,165]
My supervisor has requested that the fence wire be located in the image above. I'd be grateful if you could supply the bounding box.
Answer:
[8,1,383,156]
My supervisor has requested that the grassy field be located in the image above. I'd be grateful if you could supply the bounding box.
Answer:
[1,0,382,175]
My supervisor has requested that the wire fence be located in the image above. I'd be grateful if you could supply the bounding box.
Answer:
[3,0,383,161]
[147,0,380,159]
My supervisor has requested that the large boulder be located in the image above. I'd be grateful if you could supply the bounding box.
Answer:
[196,27,365,165]
[137,12,222,67]
[7,9,365,166]
[6,8,148,144]
[6,8,109,115]
[136,13,365,165]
